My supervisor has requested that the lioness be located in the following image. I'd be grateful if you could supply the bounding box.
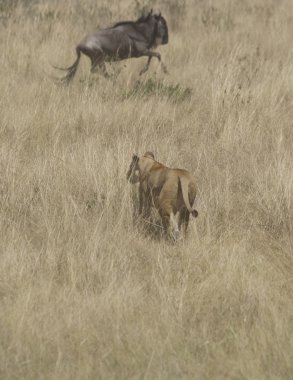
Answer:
[127,152,198,239]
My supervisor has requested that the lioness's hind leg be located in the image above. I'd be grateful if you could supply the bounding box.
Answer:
[179,209,190,237]
[160,210,180,241]
[159,210,170,236]
[170,212,181,241]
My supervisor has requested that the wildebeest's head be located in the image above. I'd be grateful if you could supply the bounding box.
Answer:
[138,10,169,47]
[154,13,168,45]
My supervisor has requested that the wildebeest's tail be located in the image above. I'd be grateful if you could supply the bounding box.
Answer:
[179,176,198,218]
[53,47,81,83]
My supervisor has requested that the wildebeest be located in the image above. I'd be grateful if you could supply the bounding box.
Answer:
[54,10,169,83]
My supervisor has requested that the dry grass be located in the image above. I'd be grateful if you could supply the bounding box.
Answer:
[0,0,292,379]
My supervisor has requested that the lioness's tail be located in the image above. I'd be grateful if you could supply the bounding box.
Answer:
[53,47,81,83]
[179,176,198,218]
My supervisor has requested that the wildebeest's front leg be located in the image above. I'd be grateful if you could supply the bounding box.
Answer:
[139,56,152,76]
[139,51,168,75]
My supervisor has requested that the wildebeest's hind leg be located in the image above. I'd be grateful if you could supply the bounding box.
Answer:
[91,56,110,78]
[91,58,110,78]
[80,47,110,78]
[91,61,110,78]
[139,51,168,75]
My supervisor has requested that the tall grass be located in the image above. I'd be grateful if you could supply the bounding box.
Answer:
[0,0,292,379]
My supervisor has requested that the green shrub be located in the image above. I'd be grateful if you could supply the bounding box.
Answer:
[122,78,192,102]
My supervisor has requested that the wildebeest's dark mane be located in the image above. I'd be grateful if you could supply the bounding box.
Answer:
[112,13,153,28]
[112,20,136,28]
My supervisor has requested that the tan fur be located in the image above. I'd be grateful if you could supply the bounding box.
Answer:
[127,152,198,239]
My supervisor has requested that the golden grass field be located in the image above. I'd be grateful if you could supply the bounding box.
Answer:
[0,0,292,378]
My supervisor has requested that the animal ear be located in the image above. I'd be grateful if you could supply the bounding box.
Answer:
[132,154,139,161]
[150,8,153,15]
[144,151,154,159]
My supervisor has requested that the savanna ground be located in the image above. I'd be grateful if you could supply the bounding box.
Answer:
[0,0,292,379]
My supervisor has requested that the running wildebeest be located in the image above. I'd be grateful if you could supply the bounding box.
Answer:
[54,10,169,83]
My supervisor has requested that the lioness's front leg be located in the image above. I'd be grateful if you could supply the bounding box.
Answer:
[138,186,150,219]
[138,186,144,215]
[143,191,152,219]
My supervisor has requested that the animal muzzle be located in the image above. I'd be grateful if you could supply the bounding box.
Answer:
[126,169,139,184]
[126,169,133,181]
[162,34,168,44]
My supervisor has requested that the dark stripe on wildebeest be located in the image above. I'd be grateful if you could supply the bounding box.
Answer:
[53,9,169,83]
